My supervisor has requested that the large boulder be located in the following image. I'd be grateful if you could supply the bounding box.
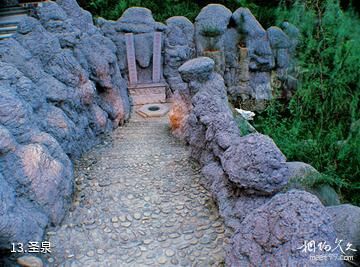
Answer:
[195,4,232,76]
[232,8,274,72]
[327,204,360,259]
[178,57,215,83]
[221,133,289,195]
[164,16,194,92]
[227,190,343,267]
[286,161,340,206]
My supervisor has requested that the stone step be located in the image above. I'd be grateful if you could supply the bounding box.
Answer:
[0,13,28,24]
[0,8,29,17]
[0,33,13,40]
[0,25,17,34]
[0,6,24,12]
[0,21,18,27]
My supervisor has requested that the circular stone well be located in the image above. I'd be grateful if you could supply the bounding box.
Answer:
[137,103,169,118]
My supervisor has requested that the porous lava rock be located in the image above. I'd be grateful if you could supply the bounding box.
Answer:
[0,0,129,249]
[227,190,343,267]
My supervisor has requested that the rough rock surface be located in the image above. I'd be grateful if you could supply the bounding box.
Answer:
[227,190,342,267]
[176,57,289,234]
[0,0,129,250]
[176,57,345,266]
[286,161,340,206]
[222,133,289,195]
[164,16,194,93]
[178,57,215,83]
[327,204,360,258]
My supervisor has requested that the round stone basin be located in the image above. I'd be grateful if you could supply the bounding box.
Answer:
[137,103,169,118]
[148,105,160,112]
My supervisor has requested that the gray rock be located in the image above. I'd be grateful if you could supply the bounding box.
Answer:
[0,0,130,250]
[195,4,231,76]
[232,8,274,71]
[221,133,289,195]
[327,204,360,257]
[195,4,232,36]
[280,21,300,55]
[287,161,319,181]
[166,16,194,47]
[116,7,158,33]
[56,0,94,33]
[286,162,340,206]
[227,190,343,267]
[164,16,194,93]
[0,172,48,249]
[0,126,17,154]
[267,26,291,49]
[134,32,154,68]
[179,57,215,83]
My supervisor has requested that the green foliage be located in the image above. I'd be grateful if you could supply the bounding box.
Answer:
[255,0,360,205]
[86,0,200,21]
[84,0,278,25]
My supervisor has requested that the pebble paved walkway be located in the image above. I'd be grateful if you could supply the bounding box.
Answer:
[44,115,228,266]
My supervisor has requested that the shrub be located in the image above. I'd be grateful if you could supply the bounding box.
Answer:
[255,0,360,205]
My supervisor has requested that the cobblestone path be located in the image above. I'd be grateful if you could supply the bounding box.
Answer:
[44,116,227,267]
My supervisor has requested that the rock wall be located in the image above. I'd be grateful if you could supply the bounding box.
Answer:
[192,5,297,109]
[95,4,297,107]
[0,0,130,249]
[176,57,344,266]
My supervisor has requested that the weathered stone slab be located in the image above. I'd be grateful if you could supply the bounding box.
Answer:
[152,32,162,82]
[125,33,138,85]
[128,83,166,105]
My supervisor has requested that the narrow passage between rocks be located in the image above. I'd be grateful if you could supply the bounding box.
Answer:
[44,115,228,267]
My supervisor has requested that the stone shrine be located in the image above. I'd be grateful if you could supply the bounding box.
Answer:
[125,31,167,105]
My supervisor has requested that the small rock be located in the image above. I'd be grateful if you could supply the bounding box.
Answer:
[158,256,167,264]
[119,215,126,222]
[122,221,132,228]
[17,256,43,267]
[86,251,95,257]
[133,212,142,220]
[111,217,118,223]
[143,239,152,245]
[97,249,105,255]
[165,249,175,257]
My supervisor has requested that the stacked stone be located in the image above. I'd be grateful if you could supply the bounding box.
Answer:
[163,16,195,94]
[0,0,129,249]
[191,4,298,108]
[178,57,343,266]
